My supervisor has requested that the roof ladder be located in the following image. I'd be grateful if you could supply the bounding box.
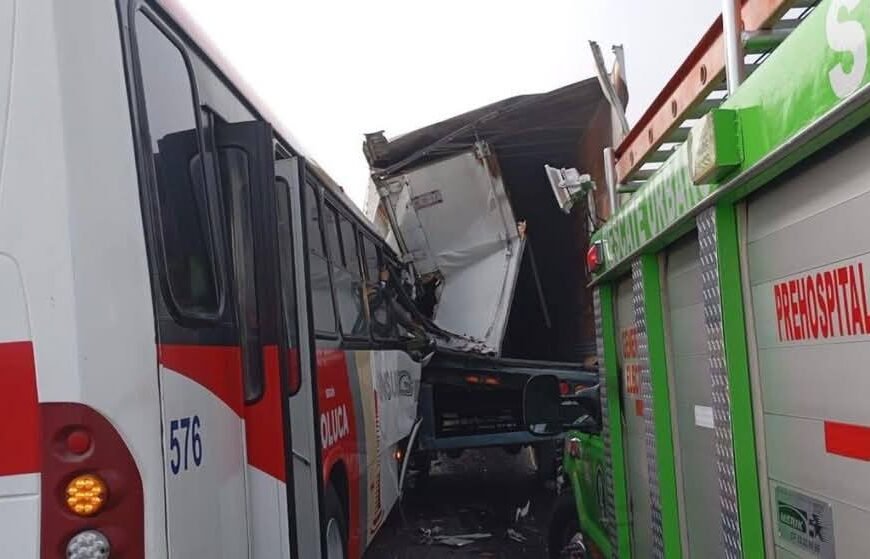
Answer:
[604,0,820,209]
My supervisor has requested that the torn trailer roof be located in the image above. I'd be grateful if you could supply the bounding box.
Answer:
[364,78,614,362]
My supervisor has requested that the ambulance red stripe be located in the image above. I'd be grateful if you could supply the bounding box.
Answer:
[824,420,870,462]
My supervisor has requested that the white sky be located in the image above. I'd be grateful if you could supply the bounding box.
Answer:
[177,1,722,208]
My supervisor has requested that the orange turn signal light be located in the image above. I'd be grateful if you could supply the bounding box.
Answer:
[65,474,107,517]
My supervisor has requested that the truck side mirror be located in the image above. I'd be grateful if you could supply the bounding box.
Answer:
[523,375,562,436]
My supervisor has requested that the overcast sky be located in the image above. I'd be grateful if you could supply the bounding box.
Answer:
[177,1,721,207]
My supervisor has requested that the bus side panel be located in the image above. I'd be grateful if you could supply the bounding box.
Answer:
[0,1,54,555]
[369,348,419,543]
[318,348,364,558]
[315,347,421,558]
[0,262,39,557]
[1,0,166,555]
[54,1,167,555]
[746,125,870,558]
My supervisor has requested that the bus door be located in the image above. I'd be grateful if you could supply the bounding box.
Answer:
[131,7,312,556]
[662,232,722,557]
[275,157,324,558]
[614,276,653,557]
[130,10,257,557]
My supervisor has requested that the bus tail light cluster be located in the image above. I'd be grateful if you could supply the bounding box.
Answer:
[40,403,144,559]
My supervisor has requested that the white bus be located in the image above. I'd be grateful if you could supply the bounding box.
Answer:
[0,1,434,557]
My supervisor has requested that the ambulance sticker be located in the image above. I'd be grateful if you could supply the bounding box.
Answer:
[775,486,834,558]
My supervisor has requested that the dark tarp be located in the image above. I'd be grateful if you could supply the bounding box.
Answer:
[364,77,606,179]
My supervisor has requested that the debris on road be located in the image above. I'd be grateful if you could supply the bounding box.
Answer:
[514,500,530,523]
[364,448,553,557]
[559,534,587,559]
[421,530,493,548]
[505,528,527,544]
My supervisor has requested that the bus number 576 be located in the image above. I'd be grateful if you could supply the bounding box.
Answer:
[169,415,203,475]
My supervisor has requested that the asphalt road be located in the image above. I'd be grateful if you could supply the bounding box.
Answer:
[364,447,557,559]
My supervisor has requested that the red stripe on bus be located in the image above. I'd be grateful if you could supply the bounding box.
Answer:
[244,345,288,482]
[0,341,39,476]
[824,420,870,461]
[158,344,244,416]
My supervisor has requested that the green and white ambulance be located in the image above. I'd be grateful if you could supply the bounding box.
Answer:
[555,0,870,557]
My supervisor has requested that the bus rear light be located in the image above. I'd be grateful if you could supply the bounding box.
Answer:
[66,529,111,559]
[41,403,144,558]
[66,429,92,455]
[560,381,570,395]
[65,473,107,516]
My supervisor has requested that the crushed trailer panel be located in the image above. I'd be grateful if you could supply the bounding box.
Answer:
[364,78,614,362]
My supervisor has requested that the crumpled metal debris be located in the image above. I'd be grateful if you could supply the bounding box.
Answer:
[420,527,492,547]
[559,533,588,559]
[514,500,530,523]
[505,528,527,544]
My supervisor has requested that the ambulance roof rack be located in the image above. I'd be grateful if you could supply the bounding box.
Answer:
[611,0,820,193]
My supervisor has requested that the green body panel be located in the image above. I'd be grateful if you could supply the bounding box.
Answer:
[639,254,682,559]
[563,432,611,556]
[714,203,766,556]
[690,108,743,184]
[598,284,632,558]
[577,2,870,556]
[727,0,870,169]
[593,144,717,275]
[591,0,870,280]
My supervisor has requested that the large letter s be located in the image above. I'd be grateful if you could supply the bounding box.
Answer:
[828,0,868,98]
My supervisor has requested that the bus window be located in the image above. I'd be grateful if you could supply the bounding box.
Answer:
[361,237,398,341]
[362,235,380,284]
[332,211,368,339]
[339,217,357,270]
[275,172,301,395]
[215,135,262,401]
[305,183,336,334]
[323,205,342,262]
[135,12,221,318]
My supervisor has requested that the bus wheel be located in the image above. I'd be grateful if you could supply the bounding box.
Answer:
[324,483,348,559]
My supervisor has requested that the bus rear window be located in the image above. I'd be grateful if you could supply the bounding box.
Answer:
[135,12,221,318]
